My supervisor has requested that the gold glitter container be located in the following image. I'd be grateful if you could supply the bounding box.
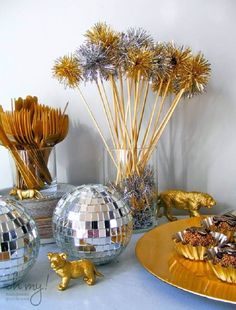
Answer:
[207,244,236,284]
[173,227,228,261]
[202,214,236,242]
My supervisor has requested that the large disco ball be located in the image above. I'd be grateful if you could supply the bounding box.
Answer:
[53,184,133,264]
[0,198,40,288]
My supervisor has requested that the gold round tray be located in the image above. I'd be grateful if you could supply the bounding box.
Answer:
[135,217,236,304]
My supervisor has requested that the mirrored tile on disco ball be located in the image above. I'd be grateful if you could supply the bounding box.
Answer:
[109,211,115,219]
[110,219,118,229]
[98,229,106,238]
[79,205,87,212]
[101,205,108,212]
[93,205,100,212]
[98,221,104,229]
[91,213,98,221]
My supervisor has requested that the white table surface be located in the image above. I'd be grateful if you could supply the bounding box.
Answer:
[0,235,236,310]
[0,234,235,310]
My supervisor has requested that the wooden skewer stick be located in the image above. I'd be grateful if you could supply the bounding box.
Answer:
[77,87,118,170]
[123,77,134,178]
[132,71,141,143]
[141,79,168,152]
[109,90,123,183]
[130,72,141,174]
[111,76,122,118]
[62,101,69,115]
[99,79,120,148]
[110,77,124,151]
[118,68,125,119]
[111,76,132,149]
[126,77,133,138]
[109,77,120,147]
[111,76,134,178]
[96,80,117,149]
[141,88,185,167]
[135,78,145,135]
[147,79,171,147]
[154,89,185,143]
[113,86,128,151]
[140,79,163,151]
[11,99,14,112]
[136,80,150,144]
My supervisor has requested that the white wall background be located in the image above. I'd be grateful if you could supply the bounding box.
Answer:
[0,0,235,214]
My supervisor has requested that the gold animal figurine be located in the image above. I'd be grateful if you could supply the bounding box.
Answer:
[9,188,43,200]
[47,252,103,291]
[157,190,216,221]
[78,240,96,252]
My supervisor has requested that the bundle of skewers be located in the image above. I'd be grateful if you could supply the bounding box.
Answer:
[0,96,69,191]
[53,22,211,214]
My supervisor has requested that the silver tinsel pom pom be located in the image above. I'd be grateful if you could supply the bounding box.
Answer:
[122,27,154,49]
[110,167,157,231]
[152,44,172,80]
[121,167,155,202]
[76,43,117,82]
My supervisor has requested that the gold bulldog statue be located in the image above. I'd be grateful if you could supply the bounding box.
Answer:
[157,190,216,221]
[47,252,103,291]
[9,188,43,200]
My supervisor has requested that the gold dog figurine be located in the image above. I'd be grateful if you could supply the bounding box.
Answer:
[47,252,103,291]
[9,188,43,200]
[157,190,216,221]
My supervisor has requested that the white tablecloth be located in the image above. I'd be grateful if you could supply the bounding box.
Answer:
[0,234,234,310]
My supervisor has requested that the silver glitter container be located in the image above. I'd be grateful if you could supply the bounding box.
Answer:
[53,184,133,265]
[0,198,40,288]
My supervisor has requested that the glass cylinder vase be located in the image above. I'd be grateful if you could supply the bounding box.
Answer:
[9,146,57,195]
[103,147,158,232]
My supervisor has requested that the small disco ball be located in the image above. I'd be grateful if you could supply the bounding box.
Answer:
[53,184,133,264]
[0,197,40,288]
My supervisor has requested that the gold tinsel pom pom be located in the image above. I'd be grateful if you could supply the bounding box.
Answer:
[85,22,121,49]
[151,44,192,95]
[126,48,154,79]
[166,43,192,75]
[52,55,82,88]
[182,53,211,97]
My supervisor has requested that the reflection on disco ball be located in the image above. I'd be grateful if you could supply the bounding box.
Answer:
[53,184,133,265]
[0,198,40,288]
